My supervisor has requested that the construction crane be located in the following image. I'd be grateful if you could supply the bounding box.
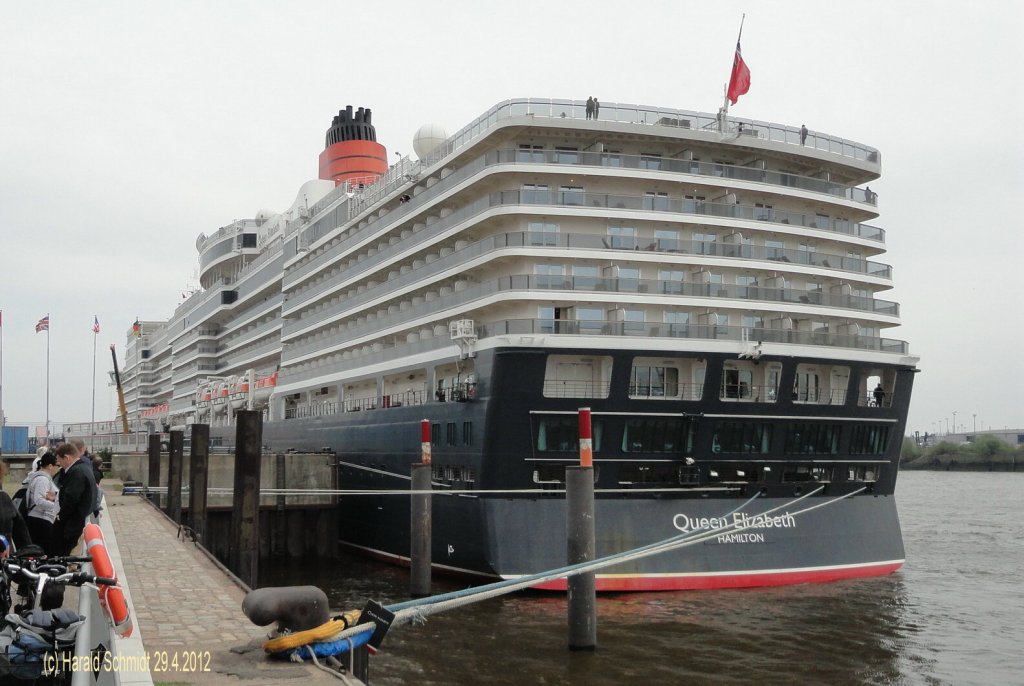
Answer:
[110,344,130,434]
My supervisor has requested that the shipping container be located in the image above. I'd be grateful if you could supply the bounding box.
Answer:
[1,426,30,454]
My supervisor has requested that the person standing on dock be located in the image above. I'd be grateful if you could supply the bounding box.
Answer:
[0,461,32,555]
[23,452,60,554]
[52,443,97,555]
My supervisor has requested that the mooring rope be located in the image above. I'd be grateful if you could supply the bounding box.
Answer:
[319,485,866,645]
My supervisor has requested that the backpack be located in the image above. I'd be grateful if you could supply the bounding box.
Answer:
[10,488,29,521]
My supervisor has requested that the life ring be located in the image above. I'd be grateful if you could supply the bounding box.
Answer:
[83,523,116,581]
[263,609,362,653]
[102,585,133,638]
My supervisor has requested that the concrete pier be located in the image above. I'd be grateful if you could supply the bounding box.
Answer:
[104,484,361,684]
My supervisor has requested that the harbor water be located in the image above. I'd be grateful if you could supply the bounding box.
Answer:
[264,471,1023,685]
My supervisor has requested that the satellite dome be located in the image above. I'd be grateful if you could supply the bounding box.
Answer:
[412,123,448,160]
[255,209,277,226]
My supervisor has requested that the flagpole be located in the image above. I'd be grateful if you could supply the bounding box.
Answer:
[45,314,50,441]
[92,320,97,430]
[719,14,746,131]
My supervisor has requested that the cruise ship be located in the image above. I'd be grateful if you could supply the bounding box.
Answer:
[103,99,918,591]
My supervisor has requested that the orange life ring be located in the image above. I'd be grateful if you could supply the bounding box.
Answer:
[102,585,133,637]
[83,523,116,581]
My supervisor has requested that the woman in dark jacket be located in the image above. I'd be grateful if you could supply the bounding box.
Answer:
[0,460,33,554]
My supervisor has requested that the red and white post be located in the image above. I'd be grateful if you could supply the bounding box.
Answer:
[420,418,432,465]
[578,407,593,467]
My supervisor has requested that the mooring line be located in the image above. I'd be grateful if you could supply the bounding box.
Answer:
[320,485,865,646]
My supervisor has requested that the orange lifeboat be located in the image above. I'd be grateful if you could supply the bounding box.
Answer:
[229,377,250,410]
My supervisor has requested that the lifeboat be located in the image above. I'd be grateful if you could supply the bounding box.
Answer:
[195,383,213,421]
[251,372,278,408]
[229,376,250,410]
[212,381,230,416]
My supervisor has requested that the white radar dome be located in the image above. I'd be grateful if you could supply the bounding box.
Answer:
[412,123,448,160]
[255,209,277,226]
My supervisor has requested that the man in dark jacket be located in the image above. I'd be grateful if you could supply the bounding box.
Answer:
[52,443,97,555]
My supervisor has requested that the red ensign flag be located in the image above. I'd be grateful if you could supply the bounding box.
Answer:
[727,41,751,105]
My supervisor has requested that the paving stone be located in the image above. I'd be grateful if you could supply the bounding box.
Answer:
[105,487,359,684]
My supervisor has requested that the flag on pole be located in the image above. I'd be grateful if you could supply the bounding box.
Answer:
[35,315,49,333]
[92,316,101,334]
[132,319,142,337]
[727,40,751,105]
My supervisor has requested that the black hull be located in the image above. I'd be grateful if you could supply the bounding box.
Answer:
[231,345,914,591]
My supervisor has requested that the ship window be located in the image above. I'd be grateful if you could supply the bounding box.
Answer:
[848,463,882,482]
[574,307,605,334]
[712,422,772,454]
[534,264,566,288]
[655,229,679,252]
[554,147,579,164]
[536,417,604,453]
[517,144,544,163]
[639,153,662,170]
[607,226,636,249]
[643,192,670,211]
[559,185,584,206]
[618,308,645,333]
[462,421,473,446]
[572,265,600,290]
[602,151,622,167]
[793,369,820,402]
[850,425,891,455]
[693,232,717,256]
[765,240,786,261]
[721,368,754,399]
[446,422,457,447]
[621,418,693,454]
[630,365,680,398]
[784,423,841,454]
[659,269,685,294]
[663,311,690,339]
[528,221,559,246]
[521,183,549,203]
[431,423,440,447]
[543,354,612,397]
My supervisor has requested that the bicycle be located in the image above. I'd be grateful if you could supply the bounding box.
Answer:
[0,540,119,684]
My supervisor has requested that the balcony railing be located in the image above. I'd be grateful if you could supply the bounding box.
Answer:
[290,109,882,288]
[490,149,877,204]
[279,317,909,385]
[283,265,898,360]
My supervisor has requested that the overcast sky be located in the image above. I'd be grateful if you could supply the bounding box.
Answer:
[1,1,1021,439]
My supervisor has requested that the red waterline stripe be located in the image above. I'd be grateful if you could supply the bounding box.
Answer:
[531,561,904,592]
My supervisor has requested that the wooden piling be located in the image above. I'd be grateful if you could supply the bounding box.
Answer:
[166,430,184,523]
[188,423,210,542]
[147,434,162,506]
[232,410,263,588]
[410,463,432,597]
